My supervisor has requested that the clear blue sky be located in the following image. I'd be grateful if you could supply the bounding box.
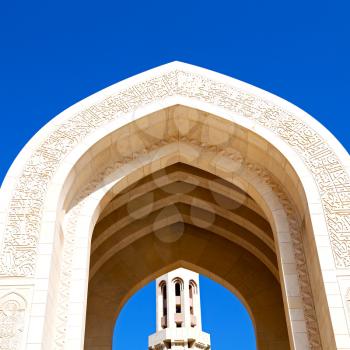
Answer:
[1,1,349,349]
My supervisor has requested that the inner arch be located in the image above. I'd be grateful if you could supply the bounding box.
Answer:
[84,162,290,350]
[112,272,256,349]
[53,105,324,349]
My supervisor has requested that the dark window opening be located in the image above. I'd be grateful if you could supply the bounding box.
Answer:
[161,284,167,317]
[175,282,181,296]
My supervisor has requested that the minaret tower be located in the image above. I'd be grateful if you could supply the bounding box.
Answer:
[148,268,211,350]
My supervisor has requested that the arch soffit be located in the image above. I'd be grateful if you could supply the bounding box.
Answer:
[88,165,278,280]
[67,141,290,254]
[65,142,321,347]
[61,143,285,280]
[92,179,274,252]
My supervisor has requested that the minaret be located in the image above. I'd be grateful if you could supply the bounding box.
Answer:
[148,268,211,350]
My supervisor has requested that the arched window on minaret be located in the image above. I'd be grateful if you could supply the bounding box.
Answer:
[189,280,197,327]
[159,281,167,329]
[173,278,184,327]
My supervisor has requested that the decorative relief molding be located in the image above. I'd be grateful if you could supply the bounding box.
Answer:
[0,292,26,350]
[53,209,77,349]
[54,136,321,348]
[245,162,321,348]
[53,136,179,349]
[1,67,349,275]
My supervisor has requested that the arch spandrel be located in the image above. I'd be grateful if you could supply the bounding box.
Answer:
[0,62,349,349]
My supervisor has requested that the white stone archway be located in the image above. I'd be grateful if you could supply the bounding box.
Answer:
[0,62,349,349]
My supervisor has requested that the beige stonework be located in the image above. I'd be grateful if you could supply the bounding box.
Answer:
[0,62,349,349]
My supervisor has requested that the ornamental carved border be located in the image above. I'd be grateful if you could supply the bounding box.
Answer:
[55,137,321,348]
[1,68,350,276]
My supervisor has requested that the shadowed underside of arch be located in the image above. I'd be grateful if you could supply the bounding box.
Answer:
[84,163,290,350]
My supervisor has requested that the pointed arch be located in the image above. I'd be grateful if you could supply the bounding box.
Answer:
[0,62,349,349]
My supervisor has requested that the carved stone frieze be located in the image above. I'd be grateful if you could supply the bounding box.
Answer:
[1,67,349,275]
